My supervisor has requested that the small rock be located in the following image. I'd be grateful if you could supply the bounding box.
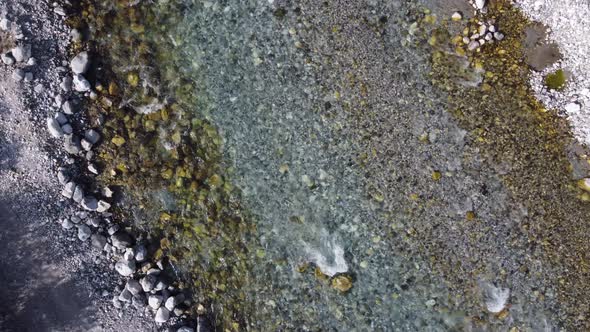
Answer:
[126,279,143,295]
[24,72,33,82]
[0,18,9,31]
[173,308,184,317]
[118,288,133,302]
[132,293,147,309]
[91,234,107,249]
[62,100,77,114]
[34,84,44,94]
[81,138,93,151]
[425,299,436,307]
[475,0,486,10]
[107,225,120,236]
[467,40,479,51]
[111,231,134,249]
[154,280,167,291]
[62,182,76,199]
[155,307,170,323]
[72,185,84,203]
[140,274,157,292]
[112,297,122,309]
[565,102,581,113]
[148,294,163,309]
[493,32,504,41]
[81,196,99,211]
[26,57,36,66]
[61,123,73,135]
[489,25,496,33]
[115,259,136,276]
[102,186,114,198]
[54,6,66,16]
[71,51,90,74]
[61,76,72,92]
[134,245,147,262]
[64,135,82,154]
[85,129,101,144]
[61,219,74,230]
[177,327,195,332]
[12,44,31,62]
[73,74,91,92]
[164,296,178,311]
[12,69,25,81]
[47,117,64,138]
[478,25,487,36]
[1,52,15,65]
[70,29,82,43]
[124,249,135,261]
[451,12,462,21]
[57,168,70,184]
[54,112,68,125]
[88,163,99,175]
[147,268,161,276]
[77,224,92,241]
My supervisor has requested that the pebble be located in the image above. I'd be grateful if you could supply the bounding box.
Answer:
[91,234,107,250]
[62,100,76,114]
[47,117,64,138]
[61,182,76,199]
[61,123,73,135]
[11,44,31,62]
[72,185,84,203]
[1,52,15,65]
[12,69,25,81]
[54,6,66,16]
[70,29,82,43]
[102,186,114,198]
[115,259,136,276]
[0,18,9,31]
[155,307,170,323]
[112,297,122,309]
[85,129,101,144]
[148,294,163,309]
[467,40,480,51]
[71,51,90,74]
[61,219,75,230]
[54,95,65,108]
[81,138,93,151]
[140,274,157,292]
[26,57,36,66]
[475,0,486,10]
[165,295,180,311]
[34,84,44,94]
[451,12,462,21]
[61,76,72,92]
[126,279,143,296]
[24,72,33,82]
[57,168,70,184]
[565,102,582,113]
[177,327,195,332]
[154,280,167,291]
[111,231,134,249]
[73,74,91,92]
[77,224,92,241]
[54,112,68,125]
[107,224,120,236]
[493,32,504,41]
[88,163,99,174]
[118,288,133,302]
[89,218,102,227]
[81,196,99,211]
[132,294,146,309]
[64,135,82,154]
[134,244,147,262]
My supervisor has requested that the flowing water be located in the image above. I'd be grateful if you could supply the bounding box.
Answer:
[78,0,590,330]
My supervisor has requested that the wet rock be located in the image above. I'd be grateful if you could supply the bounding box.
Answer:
[111,231,134,249]
[47,117,64,138]
[88,218,102,227]
[61,182,76,199]
[493,32,504,41]
[12,44,31,62]
[64,135,82,154]
[475,0,486,10]
[71,51,90,74]
[81,196,99,211]
[115,259,136,276]
[155,307,170,323]
[126,279,143,296]
[1,52,15,65]
[112,297,122,309]
[26,57,35,66]
[91,234,107,250]
[73,74,91,92]
[331,274,353,293]
[77,224,92,241]
[140,274,157,292]
[148,294,163,309]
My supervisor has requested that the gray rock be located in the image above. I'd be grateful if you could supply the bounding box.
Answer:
[148,294,163,309]
[61,182,76,199]
[123,249,135,261]
[112,297,122,309]
[54,6,66,16]
[61,76,72,92]
[154,280,167,291]
[91,234,107,249]
[118,288,133,302]
[61,124,73,135]
[54,95,65,108]
[47,117,64,138]
[154,307,170,323]
[57,168,69,184]
[88,163,99,175]
[173,308,184,317]
[34,84,44,94]
[0,18,10,31]
[70,215,81,224]
[81,196,98,211]
[81,138,93,151]
[71,51,90,74]
[62,100,76,114]
[493,32,504,41]
[111,231,133,249]
[102,186,114,198]
[89,218,102,227]
[126,279,143,295]
[73,74,91,92]
[115,259,136,276]
[132,293,147,309]
[77,224,92,241]
[61,219,74,230]
[134,244,147,262]
[140,274,157,292]
[26,57,36,66]
[64,135,81,154]
[54,112,68,125]
[164,295,178,311]
[12,69,25,81]
[84,129,101,144]
[1,52,15,65]
[96,200,111,213]
[24,72,33,82]
[11,44,31,62]
[107,224,120,236]
[177,327,195,332]
[72,185,84,203]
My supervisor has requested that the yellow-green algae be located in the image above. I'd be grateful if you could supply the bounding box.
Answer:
[68,1,260,329]
[426,1,590,329]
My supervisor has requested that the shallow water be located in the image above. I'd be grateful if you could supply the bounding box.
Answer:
[82,0,590,330]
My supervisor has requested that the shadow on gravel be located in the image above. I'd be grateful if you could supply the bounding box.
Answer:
[0,195,94,332]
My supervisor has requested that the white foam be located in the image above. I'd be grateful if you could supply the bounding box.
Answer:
[302,238,348,277]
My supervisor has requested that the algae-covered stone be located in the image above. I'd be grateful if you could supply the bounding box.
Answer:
[331,274,353,293]
[544,69,566,90]
[112,135,126,146]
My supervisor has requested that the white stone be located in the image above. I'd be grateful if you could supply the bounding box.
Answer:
[154,307,170,323]
[115,259,136,276]
[475,0,486,10]
[47,117,64,138]
[73,74,91,92]
[70,51,90,74]
[565,102,582,113]
[148,294,163,309]
[11,44,31,62]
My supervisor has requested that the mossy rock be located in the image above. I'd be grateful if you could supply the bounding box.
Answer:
[544,69,566,90]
